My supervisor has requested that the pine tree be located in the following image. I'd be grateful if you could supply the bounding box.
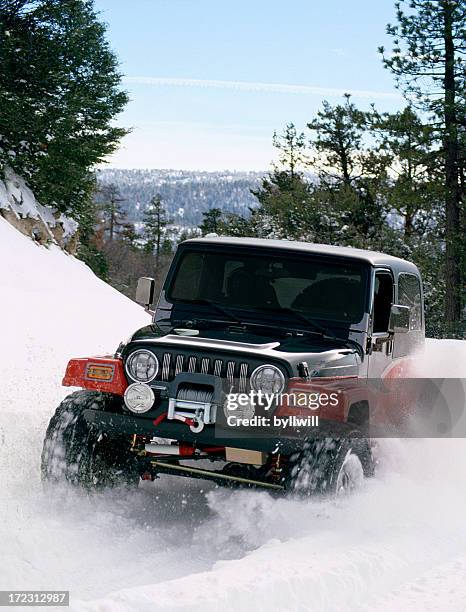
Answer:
[120,222,138,248]
[199,208,224,235]
[0,0,128,218]
[375,106,441,238]
[75,183,108,279]
[251,123,315,239]
[307,96,367,188]
[307,95,391,244]
[142,194,171,258]
[379,0,465,328]
[272,123,309,183]
[98,183,126,242]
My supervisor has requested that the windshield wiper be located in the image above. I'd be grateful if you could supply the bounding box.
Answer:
[188,299,245,326]
[255,306,330,337]
[159,304,280,335]
[258,307,364,359]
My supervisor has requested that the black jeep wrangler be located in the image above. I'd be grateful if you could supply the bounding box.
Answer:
[41,237,424,495]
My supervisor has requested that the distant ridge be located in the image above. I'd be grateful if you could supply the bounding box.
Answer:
[96,168,264,226]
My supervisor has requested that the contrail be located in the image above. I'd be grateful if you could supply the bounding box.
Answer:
[122,76,401,101]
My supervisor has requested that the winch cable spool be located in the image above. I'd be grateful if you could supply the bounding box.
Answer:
[176,385,214,404]
[176,384,214,432]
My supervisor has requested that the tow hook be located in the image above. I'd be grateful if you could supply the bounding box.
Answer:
[172,413,205,433]
[188,416,204,433]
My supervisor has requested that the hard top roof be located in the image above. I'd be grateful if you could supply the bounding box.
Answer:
[183,236,420,273]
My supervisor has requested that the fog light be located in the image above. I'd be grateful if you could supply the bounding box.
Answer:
[124,382,155,414]
[223,395,255,420]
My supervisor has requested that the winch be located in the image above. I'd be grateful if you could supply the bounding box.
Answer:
[167,384,217,432]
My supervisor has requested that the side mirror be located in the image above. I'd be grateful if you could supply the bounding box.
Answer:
[136,277,155,310]
[388,304,410,333]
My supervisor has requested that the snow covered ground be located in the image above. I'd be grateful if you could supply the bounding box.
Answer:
[1,216,466,612]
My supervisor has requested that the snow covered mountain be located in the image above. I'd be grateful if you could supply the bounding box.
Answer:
[1,215,466,611]
[96,168,263,226]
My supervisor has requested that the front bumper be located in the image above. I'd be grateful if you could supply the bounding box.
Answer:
[83,408,354,455]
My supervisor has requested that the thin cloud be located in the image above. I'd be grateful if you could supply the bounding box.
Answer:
[123,76,401,101]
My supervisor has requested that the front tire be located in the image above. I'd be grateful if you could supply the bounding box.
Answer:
[286,436,373,496]
[41,390,139,490]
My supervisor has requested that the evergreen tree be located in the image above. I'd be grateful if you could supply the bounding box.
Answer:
[251,123,316,239]
[177,227,202,243]
[120,222,139,248]
[380,0,465,328]
[142,194,171,258]
[252,171,314,239]
[160,233,174,256]
[0,0,128,217]
[98,183,126,242]
[375,106,441,238]
[307,96,367,187]
[272,123,309,182]
[307,95,391,244]
[75,184,108,279]
[199,208,224,235]
[222,208,273,239]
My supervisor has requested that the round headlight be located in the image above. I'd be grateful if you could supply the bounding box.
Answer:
[250,364,285,394]
[125,349,159,383]
[124,382,155,414]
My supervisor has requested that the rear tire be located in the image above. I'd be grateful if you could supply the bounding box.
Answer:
[41,390,139,490]
[286,436,373,496]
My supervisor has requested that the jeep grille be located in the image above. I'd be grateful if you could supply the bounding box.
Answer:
[158,351,250,392]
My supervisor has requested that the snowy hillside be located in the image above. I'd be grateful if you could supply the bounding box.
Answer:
[1,216,466,611]
[0,168,77,250]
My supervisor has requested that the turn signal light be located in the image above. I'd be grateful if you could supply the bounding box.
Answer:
[85,363,115,381]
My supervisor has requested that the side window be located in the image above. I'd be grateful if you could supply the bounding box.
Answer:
[373,272,393,333]
[398,273,422,330]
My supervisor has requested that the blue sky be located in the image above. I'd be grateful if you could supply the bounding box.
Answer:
[94,0,404,170]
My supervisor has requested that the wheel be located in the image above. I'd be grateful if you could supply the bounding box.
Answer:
[285,435,373,496]
[41,390,139,490]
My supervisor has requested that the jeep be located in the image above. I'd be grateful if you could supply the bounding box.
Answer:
[41,237,424,495]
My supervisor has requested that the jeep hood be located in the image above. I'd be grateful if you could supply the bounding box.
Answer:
[124,324,361,377]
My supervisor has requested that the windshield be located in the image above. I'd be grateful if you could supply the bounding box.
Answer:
[166,248,369,326]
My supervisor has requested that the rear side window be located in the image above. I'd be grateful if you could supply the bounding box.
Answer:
[398,273,422,330]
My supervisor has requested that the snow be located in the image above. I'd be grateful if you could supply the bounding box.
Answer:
[58,212,79,238]
[1,216,466,611]
[1,168,54,224]
[0,167,77,237]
